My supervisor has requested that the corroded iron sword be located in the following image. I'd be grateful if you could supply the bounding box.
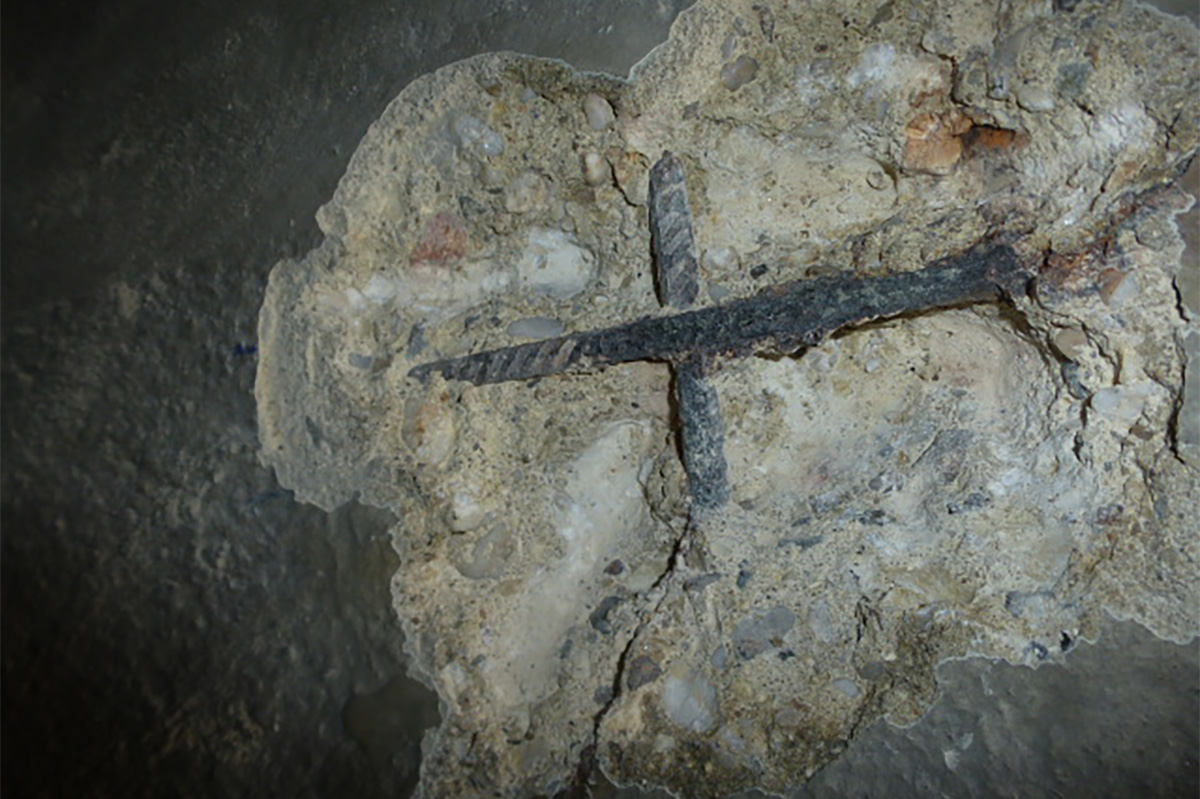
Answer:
[409,151,1031,518]
[647,152,729,513]
[408,239,1029,387]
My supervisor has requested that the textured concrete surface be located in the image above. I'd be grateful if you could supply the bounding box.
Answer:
[2,1,1197,798]
[255,0,1199,796]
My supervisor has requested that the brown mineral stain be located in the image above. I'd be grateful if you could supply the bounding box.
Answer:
[961,125,1027,156]
[1098,267,1131,304]
[1039,241,1112,292]
[1102,159,1144,195]
[1129,423,1156,441]
[411,212,469,264]
[903,111,1026,175]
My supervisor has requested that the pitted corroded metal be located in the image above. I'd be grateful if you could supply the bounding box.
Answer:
[408,241,1029,386]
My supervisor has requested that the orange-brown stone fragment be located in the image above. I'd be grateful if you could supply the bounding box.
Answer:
[902,110,971,175]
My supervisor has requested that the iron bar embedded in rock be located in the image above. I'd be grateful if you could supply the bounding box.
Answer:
[648,151,701,309]
[409,241,1028,386]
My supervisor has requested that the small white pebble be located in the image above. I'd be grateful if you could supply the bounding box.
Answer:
[505,170,550,214]
[661,674,718,733]
[1052,329,1088,361]
[1088,384,1154,426]
[343,287,367,313]
[831,678,861,698]
[920,30,956,57]
[362,274,397,305]
[446,492,486,532]
[721,55,759,91]
[582,152,611,186]
[507,316,565,339]
[518,228,596,299]
[1090,387,1122,414]
[583,94,616,131]
[1016,85,1056,112]
[703,247,741,272]
[452,113,505,156]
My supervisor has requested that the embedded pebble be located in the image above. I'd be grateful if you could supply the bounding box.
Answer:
[733,605,796,660]
[452,113,505,156]
[507,316,565,339]
[661,673,719,733]
[1101,270,1139,306]
[1089,388,1122,414]
[704,247,741,272]
[454,523,515,580]
[480,162,506,188]
[1016,84,1057,112]
[1089,385,1150,426]
[808,599,837,643]
[626,655,662,690]
[347,352,380,371]
[362,274,398,305]
[720,33,737,61]
[582,152,611,186]
[831,678,861,699]
[505,170,550,214]
[866,168,892,190]
[406,324,427,358]
[1057,61,1092,101]
[340,287,364,314]
[1004,590,1056,619]
[589,596,624,635]
[446,492,486,532]
[868,470,904,493]
[902,110,969,175]
[805,265,843,278]
[920,29,956,57]
[611,151,650,205]
[404,397,457,467]
[583,94,616,130]
[1052,328,1089,360]
[517,228,597,298]
[721,55,760,91]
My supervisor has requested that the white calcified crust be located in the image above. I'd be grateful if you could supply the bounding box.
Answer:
[256,1,1199,796]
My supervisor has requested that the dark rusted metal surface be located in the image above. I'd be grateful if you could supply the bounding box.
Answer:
[648,151,701,309]
[409,241,1029,386]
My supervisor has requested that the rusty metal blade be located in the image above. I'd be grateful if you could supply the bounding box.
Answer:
[409,241,1027,386]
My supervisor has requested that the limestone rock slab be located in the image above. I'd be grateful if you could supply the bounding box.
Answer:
[256,1,1199,796]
